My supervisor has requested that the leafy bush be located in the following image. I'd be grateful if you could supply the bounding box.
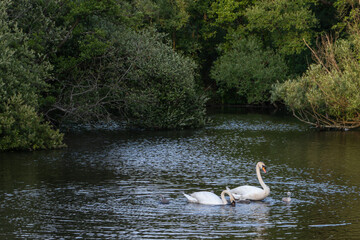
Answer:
[0,0,52,107]
[0,0,64,151]
[8,0,209,129]
[272,36,360,129]
[117,28,208,129]
[52,20,208,129]
[0,96,65,151]
[211,37,288,104]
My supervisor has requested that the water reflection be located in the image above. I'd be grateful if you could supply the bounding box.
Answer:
[1,109,360,239]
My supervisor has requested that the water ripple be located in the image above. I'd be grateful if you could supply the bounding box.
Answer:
[1,111,360,239]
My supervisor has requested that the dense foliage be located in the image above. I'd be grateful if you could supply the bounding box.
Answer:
[0,96,65,151]
[273,15,360,129]
[1,0,359,151]
[0,0,64,151]
[243,0,318,56]
[119,28,208,129]
[211,37,288,104]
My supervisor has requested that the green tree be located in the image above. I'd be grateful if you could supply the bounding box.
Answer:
[7,0,207,129]
[243,0,318,56]
[0,96,65,151]
[272,6,360,130]
[223,0,318,76]
[119,28,208,129]
[131,0,190,49]
[0,0,64,151]
[209,0,253,32]
[211,37,288,104]
[6,0,67,57]
[272,34,360,129]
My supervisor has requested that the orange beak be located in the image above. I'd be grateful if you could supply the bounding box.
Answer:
[262,166,267,173]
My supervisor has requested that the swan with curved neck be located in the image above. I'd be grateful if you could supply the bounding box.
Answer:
[183,189,236,205]
[228,162,270,201]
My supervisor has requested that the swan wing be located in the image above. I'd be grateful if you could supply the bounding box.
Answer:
[185,191,223,205]
[230,185,268,201]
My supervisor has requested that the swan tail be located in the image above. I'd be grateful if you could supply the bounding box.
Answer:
[183,192,198,203]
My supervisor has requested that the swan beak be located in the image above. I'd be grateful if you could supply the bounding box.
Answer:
[262,166,267,173]
[231,200,236,207]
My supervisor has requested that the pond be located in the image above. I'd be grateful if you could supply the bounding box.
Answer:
[1,108,360,239]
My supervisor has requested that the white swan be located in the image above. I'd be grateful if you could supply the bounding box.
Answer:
[183,189,236,205]
[228,161,270,201]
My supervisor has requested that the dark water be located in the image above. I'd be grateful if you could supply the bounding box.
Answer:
[1,109,360,239]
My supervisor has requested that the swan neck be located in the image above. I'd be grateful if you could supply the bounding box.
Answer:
[256,164,267,191]
[221,190,234,204]
[220,190,227,204]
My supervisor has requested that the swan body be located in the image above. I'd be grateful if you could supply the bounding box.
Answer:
[282,192,291,203]
[228,162,270,201]
[160,195,170,204]
[183,189,235,205]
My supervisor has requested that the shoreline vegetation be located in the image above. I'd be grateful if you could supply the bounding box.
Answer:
[1,0,360,151]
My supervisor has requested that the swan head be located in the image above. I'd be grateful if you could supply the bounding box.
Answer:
[257,161,267,173]
[224,188,237,205]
